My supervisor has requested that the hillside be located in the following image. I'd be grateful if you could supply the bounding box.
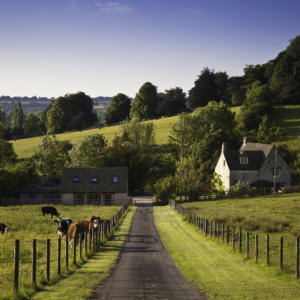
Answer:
[11,105,300,159]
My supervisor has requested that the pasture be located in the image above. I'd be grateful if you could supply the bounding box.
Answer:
[154,205,300,300]
[11,115,179,158]
[0,204,121,299]
[180,193,300,276]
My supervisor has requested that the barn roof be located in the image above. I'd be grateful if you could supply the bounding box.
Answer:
[61,167,128,193]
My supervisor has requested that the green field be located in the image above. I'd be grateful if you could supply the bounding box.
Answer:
[11,105,300,159]
[0,205,121,299]
[11,116,179,158]
[181,193,300,275]
[154,205,300,300]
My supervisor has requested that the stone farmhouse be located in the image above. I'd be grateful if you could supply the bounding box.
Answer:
[20,167,129,205]
[214,138,291,191]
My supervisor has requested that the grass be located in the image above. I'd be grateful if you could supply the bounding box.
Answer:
[0,204,122,300]
[31,206,136,300]
[11,115,179,158]
[181,193,300,275]
[154,205,300,300]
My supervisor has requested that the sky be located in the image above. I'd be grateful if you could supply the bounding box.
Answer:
[0,0,299,98]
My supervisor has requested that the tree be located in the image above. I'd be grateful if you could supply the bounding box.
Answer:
[35,136,72,178]
[215,72,230,104]
[270,36,300,104]
[228,76,245,105]
[0,139,17,167]
[69,134,107,167]
[46,92,98,134]
[105,93,131,124]
[156,87,186,116]
[236,82,273,136]
[24,114,44,137]
[256,115,283,143]
[11,101,24,137]
[130,82,159,120]
[187,67,218,110]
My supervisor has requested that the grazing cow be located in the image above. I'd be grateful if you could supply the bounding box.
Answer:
[41,206,59,218]
[0,223,10,235]
[67,216,103,247]
[54,218,73,238]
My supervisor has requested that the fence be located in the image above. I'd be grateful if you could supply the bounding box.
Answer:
[0,202,129,295]
[170,200,300,279]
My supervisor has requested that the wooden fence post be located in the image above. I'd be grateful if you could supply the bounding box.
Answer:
[226,226,230,244]
[232,227,236,251]
[255,235,258,264]
[89,230,92,254]
[84,232,87,257]
[73,237,77,265]
[14,239,19,292]
[296,237,299,279]
[32,239,36,286]
[205,219,208,236]
[246,232,249,259]
[65,235,69,269]
[280,237,283,271]
[222,224,225,242]
[239,229,242,253]
[46,239,50,281]
[57,238,61,276]
[266,234,270,266]
[79,234,82,260]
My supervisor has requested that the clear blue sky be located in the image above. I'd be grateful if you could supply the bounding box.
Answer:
[0,0,299,98]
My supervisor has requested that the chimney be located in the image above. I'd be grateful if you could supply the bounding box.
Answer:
[222,142,226,153]
[243,136,248,145]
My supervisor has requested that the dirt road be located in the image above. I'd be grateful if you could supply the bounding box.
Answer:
[91,198,206,299]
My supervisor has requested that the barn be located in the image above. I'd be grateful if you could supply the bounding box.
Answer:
[60,167,128,205]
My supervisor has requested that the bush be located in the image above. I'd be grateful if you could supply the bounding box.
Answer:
[154,176,176,204]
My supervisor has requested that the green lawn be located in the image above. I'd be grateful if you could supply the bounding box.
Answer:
[154,205,300,300]
[0,205,122,300]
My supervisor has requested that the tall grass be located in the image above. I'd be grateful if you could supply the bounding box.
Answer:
[0,205,120,299]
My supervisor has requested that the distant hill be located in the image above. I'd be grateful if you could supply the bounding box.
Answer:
[0,95,112,114]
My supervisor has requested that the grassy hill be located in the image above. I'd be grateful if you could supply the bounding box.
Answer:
[11,115,179,158]
[11,105,300,159]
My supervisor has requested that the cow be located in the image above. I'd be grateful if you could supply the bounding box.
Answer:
[54,218,73,238]
[67,216,103,247]
[41,206,59,218]
[0,223,10,235]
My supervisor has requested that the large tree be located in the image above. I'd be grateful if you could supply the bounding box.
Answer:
[46,92,98,134]
[35,136,72,178]
[156,87,186,117]
[270,36,300,104]
[187,67,218,110]
[69,134,107,167]
[130,82,159,120]
[105,93,131,124]
[0,139,17,167]
[24,114,44,137]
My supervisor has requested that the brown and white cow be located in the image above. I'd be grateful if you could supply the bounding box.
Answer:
[67,216,103,247]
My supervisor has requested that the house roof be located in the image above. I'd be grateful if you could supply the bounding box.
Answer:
[240,142,274,158]
[224,150,265,171]
[61,167,128,193]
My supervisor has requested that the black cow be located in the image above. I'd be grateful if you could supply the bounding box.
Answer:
[41,206,59,218]
[54,218,73,238]
[0,223,10,235]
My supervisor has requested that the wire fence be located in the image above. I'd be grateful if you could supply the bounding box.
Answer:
[170,200,300,279]
[0,202,129,297]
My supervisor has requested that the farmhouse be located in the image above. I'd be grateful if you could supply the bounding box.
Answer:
[215,138,291,191]
[21,167,129,205]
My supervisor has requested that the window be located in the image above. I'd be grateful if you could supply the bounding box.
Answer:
[223,160,225,166]
[73,176,79,183]
[112,176,118,183]
[272,169,280,177]
[240,156,248,164]
[91,177,98,183]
